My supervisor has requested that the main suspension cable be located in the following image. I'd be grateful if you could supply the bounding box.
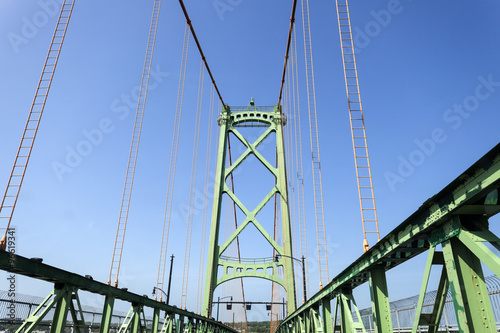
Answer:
[0,0,75,251]
[108,0,162,287]
[278,0,298,106]
[178,0,225,106]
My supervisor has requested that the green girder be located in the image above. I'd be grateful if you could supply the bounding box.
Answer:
[0,252,236,333]
[277,144,500,333]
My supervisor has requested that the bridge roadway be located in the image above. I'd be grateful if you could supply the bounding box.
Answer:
[1,142,500,333]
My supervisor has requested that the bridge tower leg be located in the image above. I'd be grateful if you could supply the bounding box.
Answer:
[202,103,297,317]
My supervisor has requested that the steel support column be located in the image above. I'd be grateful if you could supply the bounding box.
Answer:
[177,314,185,333]
[152,308,161,333]
[443,236,496,332]
[202,105,229,317]
[368,267,392,333]
[130,304,142,333]
[49,285,71,333]
[100,295,115,333]
[321,298,332,333]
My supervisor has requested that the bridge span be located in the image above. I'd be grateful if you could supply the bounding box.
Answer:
[1,142,500,332]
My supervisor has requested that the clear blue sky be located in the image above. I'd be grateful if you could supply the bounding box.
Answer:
[1,0,500,320]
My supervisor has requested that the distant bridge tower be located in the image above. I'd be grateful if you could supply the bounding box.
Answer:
[203,101,297,317]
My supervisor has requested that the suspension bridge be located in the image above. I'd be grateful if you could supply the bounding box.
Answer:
[1,1,500,333]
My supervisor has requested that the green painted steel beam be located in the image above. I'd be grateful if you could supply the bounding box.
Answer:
[68,291,87,333]
[278,143,500,330]
[220,186,281,255]
[427,265,449,333]
[444,236,496,332]
[216,259,285,287]
[225,126,277,177]
[15,289,62,333]
[203,105,230,316]
[458,227,500,278]
[152,308,160,333]
[412,246,437,333]
[130,305,142,333]
[100,295,115,333]
[412,246,449,333]
[321,298,332,333]
[368,268,392,333]
[49,286,71,333]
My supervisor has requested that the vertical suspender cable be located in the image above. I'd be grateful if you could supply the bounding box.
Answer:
[108,0,162,287]
[155,22,190,301]
[291,26,310,301]
[301,0,330,288]
[335,0,380,252]
[0,0,75,250]
[180,60,205,310]
[196,84,216,315]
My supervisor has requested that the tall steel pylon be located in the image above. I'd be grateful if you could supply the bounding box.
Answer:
[202,101,297,317]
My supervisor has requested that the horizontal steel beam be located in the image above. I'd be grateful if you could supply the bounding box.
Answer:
[280,142,500,328]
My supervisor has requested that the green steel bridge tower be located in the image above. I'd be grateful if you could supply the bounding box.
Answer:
[202,102,297,318]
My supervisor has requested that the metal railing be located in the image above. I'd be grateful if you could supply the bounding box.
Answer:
[220,255,276,265]
[354,275,500,332]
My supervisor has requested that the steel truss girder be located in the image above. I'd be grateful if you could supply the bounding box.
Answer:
[0,252,235,333]
[278,144,500,333]
[203,104,297,317]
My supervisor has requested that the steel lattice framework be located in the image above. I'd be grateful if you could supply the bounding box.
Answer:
[202,103,297,317]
